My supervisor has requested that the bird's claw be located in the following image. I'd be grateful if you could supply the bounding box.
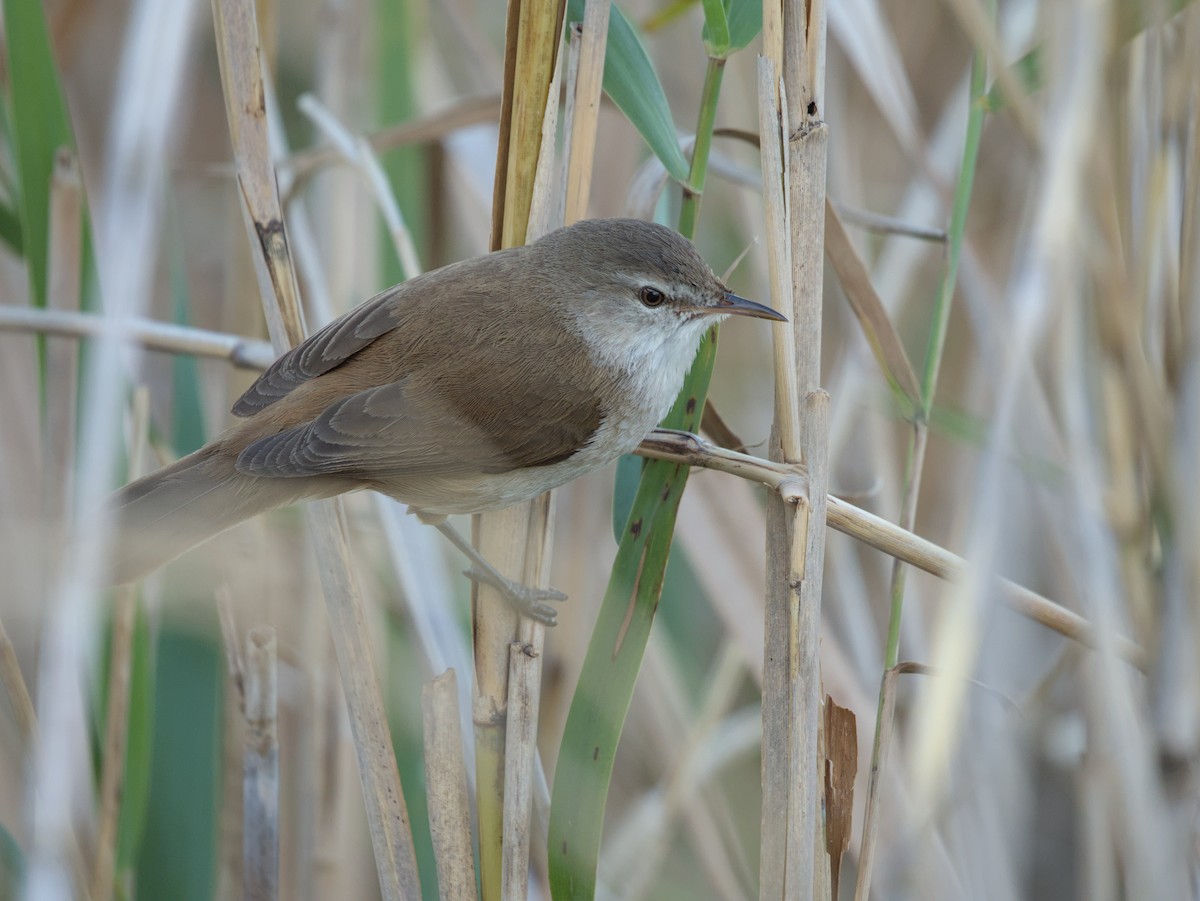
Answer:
[462,568,567,626]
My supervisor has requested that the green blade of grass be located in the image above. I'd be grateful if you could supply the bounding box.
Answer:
[169,229,207,456]
[0,821,23,897]
[377,0,429,279]
[567,0,690,183]
[0,199,25,255]
[723,0,762,52]
[702,0,761,57]
[699,0,729,55]
[1117,0,1196,39]
[117,603,156,870]
[549,47,731,896]
[1,0,75,307]
[548,338,716,900]
[135,626,223,901]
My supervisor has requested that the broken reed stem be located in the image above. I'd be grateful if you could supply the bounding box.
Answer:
[422,671,480,901]
[501,624,544,901]
[243,627,280,901]
[562,0,608,223]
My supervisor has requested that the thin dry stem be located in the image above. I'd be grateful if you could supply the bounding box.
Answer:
[0,305,276,369]
[295,94,421,281]
[636,429,1145,665]
[853,666,900,901]
[284,93,501,185]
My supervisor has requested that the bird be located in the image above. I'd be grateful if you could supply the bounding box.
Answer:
[110,217,785,622]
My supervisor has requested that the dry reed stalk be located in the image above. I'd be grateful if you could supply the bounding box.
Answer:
[422,670,480,901]
[475,2,564,898]
[758,0,833,881]
[0,306,276,369]
[822,200,921,406]
[500,608,545,900]
[830,201,947,242]
[288,69,482,825]
[638,429,1144,662]
[285,93,502,184]
[562,0,609,223]
[497,8,605,890]
[789,392,830,901]
[297,94,421,281]
[499,51,563,897]
[210,0,421,896]
[756,55,797,899]
[243,627,280,901]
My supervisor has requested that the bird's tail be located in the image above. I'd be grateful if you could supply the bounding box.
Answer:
[110,448,284,584]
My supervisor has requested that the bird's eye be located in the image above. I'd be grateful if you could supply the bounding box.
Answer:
[639,286,666,308]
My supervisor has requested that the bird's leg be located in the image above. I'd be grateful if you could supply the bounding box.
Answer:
[426,517,567,626]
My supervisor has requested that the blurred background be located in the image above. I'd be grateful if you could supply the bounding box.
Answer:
[0,0,1197,898]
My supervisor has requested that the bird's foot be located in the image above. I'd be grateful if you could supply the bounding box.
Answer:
[463,567,567,626]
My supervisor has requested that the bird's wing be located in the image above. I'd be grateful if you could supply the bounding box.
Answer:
[232,289,402,417]
[235,366,604,479]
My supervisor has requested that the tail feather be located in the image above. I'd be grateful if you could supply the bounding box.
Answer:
[110,449,280,584]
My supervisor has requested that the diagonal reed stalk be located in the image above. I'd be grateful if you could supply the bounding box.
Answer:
[210,0,420,896]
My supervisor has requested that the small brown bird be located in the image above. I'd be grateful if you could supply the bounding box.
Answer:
[111,218,784,620]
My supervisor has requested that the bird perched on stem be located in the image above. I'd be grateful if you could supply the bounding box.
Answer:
[111,218,785,622]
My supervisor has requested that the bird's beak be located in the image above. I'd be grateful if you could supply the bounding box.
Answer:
[711,291,788,322]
